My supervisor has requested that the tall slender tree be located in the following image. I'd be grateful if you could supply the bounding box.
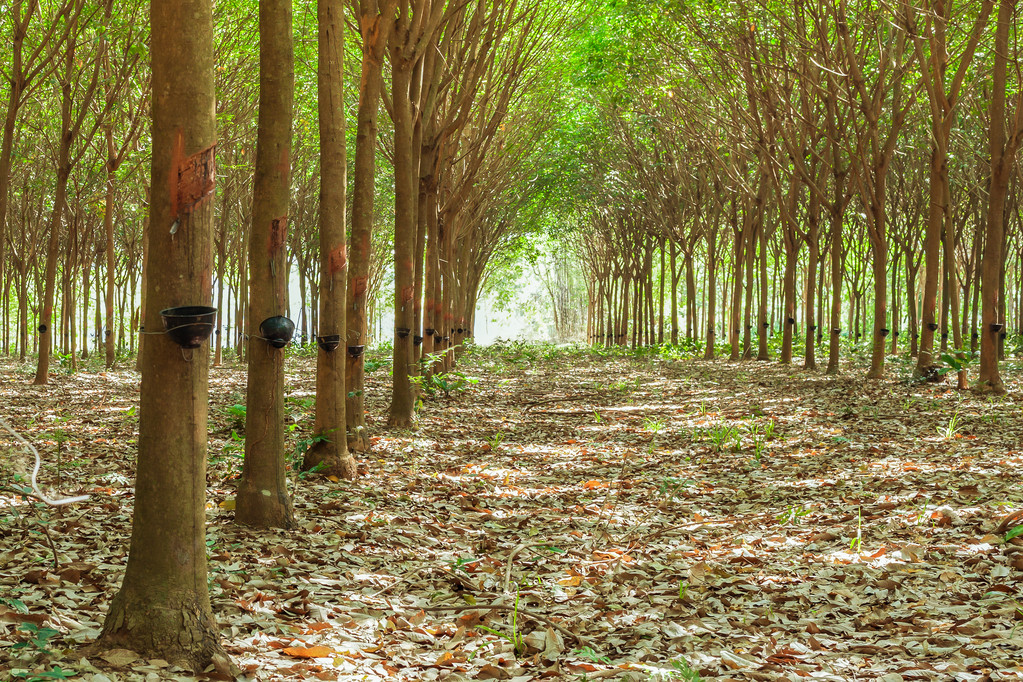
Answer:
[910,0,994,380]
[977,0,1023,393]
[346,0,396,451]
[235,0,296,528]
[303,0,355,478]
[34,1,110,384]
[0,0,82,356]
[97,0,230,671]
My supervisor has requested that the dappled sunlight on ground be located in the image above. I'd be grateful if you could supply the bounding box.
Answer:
[2,347,1023,679]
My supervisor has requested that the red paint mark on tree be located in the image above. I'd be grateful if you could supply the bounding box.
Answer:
[329,244,347,274]
[352,276,368,298]
[401,286,415,304]
[171,134,216,219]
[268,216,288,253]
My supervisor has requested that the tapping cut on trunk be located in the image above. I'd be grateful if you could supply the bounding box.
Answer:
[172,139,216,218]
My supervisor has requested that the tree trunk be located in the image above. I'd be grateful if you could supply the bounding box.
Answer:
[345,2,392,451]
[657,239,665,344]
[136,187,150,372]
[729,202,745,361]
[213,229,227,366]
[907,258,919,357]
[866,212,888,379]
[97,0,228,671]
[827,200,843,374]
[704,224,718,360]
[103,126,118,367]
[303,0,355,480]
[33,52,75,385]
[422,155,440,365]
[977,0,1020,394]
[804,200,819,370]
[0,4,28,353]
[235,0,297,529]
[669,240,678,344]
[387,55,417,426]
[917,143,945,373]
[80,256,90,359]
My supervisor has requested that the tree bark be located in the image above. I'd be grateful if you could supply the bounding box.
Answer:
[977,0,1021,394]
[104,124,118,368]
[97,0,228,672]
[346,0,394,452]
[388,51,417,426]
[303,0,355,480]
[236,0,297,529]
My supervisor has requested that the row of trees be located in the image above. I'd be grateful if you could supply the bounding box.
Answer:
[0,0,563,386]
[565,0,1023,393]
[0,0,570,671]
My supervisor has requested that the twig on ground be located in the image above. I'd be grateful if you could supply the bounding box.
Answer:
[621,522,703,545]
[0,415,89,507]
[35,519,60,570]
[503,542,565,593]
[522,394,601,410]
[995,509,1023,535]
[367,566,436,598]
[411,603,590,645]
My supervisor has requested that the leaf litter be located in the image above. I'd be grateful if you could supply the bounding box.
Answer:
[1,346,1023,681]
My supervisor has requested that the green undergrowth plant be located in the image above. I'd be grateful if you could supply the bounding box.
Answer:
[658,477,694,501]
[224,403,246,430]
[750,436,765,466]
[284,341,319,359]
[0,596,28,614]
[1004,524,1023,542]
[935,349,976,378]
[291,430,334,478]
[11,666,76,681]
[849,506,863,553]
[210,429,244,475]
[649,658,702,681]
[573,646,611,664]
[643,417,665,434]
[412,370,479,399]
[476,591,525,656]
[363,356,390,374]
[492,339,553,366]
[939,410,963,439]
[777,504,811,525]
[708,422,739,452]
[488,432,504,450]
[11,622,59,656]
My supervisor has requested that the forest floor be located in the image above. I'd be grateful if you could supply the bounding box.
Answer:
[2,342,1023,682]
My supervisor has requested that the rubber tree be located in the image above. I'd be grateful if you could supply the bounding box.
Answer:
[235,0,296,529]
[386,0,449,427]
[0,0,82,356]
[833,0,918,379]
[977,0,1023,394]
[34,2,108,385]
[101,0,146,369]
[302,0,356,479]
[345,0,396,451]
[910,0,994,381]
[96,0,231,671]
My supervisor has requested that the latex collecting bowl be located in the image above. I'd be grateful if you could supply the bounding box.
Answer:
[260,316,296,349]
[161,306,218,349]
